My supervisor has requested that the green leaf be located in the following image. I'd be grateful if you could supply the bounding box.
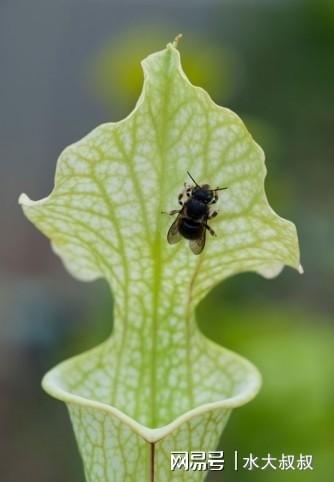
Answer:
[19,39,300,482]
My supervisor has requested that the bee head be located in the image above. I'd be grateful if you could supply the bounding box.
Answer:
[192,185,214,204]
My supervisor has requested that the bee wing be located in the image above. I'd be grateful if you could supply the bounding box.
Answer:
[189,226,206,255]
[167,215,182,245]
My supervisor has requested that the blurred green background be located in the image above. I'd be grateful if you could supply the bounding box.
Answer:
[0,0,333,481]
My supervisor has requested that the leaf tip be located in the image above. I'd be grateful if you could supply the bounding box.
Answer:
[18,192,31,206]
[170,33,183,49]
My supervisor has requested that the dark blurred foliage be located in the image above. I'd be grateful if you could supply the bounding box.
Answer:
[0,0,333,481]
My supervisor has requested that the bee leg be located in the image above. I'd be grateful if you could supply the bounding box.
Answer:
[205,223,216,236]
[161,209,180,215]
[209,211,218,219]
[183,183,192,197]
[212,192,218,204]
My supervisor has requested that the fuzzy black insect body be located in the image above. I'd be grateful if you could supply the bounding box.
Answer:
[163,172,227,255]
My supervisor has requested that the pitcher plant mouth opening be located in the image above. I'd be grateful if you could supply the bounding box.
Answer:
[42,336,262,441]
[19,37,301,482]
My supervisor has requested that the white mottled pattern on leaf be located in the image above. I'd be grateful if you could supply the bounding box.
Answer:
[19,42,300,482]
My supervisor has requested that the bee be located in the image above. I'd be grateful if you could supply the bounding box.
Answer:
[163,172,227,255]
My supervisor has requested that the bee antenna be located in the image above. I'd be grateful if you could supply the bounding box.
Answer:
[187,171,200,187]
[212,187,228,191]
